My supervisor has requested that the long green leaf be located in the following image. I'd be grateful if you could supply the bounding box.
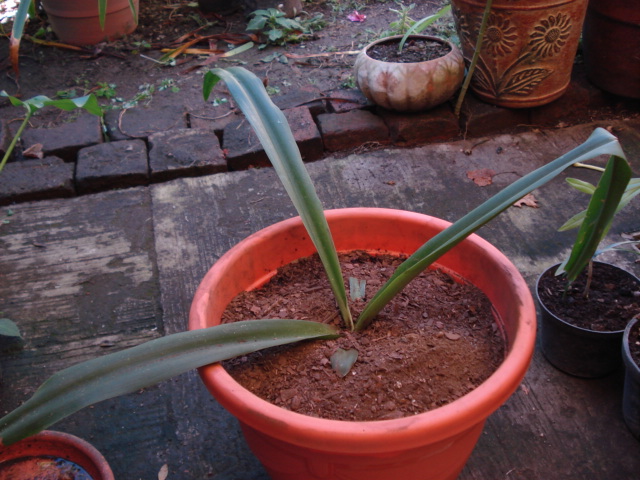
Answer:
[203,67,353,330]
[99,0,107,29]
[355,128,628,331]
[556,155,631,282]
[0,319,338,446]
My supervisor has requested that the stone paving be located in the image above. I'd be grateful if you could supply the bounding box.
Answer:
[1,64,637,206]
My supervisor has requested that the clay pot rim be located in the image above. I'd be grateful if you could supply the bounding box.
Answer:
[361,34,459,64]
[536,261,640,336]
[189,207,536,453]
[0,430,114,480]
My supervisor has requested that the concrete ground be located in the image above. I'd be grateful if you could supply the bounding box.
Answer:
[1,104,640,477]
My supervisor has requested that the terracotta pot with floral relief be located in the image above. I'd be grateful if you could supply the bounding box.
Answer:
[450,0,588,108]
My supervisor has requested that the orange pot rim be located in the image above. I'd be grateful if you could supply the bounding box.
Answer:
[189,208,536,454]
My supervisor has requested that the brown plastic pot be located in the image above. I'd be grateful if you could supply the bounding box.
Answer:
[353,35,465,112]
[0,430,114,479]
[582,0,640,99]
[450,0,588,108]
[41,0,139,46]
[189,208,536,480]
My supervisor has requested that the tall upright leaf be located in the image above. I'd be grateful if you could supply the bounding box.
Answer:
[556,155,631,282]
[203,67,353,330]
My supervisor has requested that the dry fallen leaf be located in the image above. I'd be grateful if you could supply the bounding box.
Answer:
[23,143,44,159]
[513,193,539,208]
[467,168,496,187]
[158,463,169,480]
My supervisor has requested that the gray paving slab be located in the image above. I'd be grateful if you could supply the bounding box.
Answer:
[151,120,640,479]
[0,120,639,479]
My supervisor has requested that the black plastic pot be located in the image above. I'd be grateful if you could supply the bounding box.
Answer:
[623,317,640,439]
[536,262,638,378]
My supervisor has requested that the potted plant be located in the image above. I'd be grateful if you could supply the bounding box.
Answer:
[0,67,631,479]
[0,430,114,479]
[536,164,640,378]
[623,316,640,439]
[582,0,640,99]
[353,6,465,112]
[450,0,589,108]
[9,0,138,74]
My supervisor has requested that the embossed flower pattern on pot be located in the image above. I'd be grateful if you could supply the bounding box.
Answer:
[529,13,572,58]
[482,13,518,57]
[453,6,577,102]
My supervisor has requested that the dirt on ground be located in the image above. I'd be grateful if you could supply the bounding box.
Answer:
[0,0,451,127]
[222,251,505,422]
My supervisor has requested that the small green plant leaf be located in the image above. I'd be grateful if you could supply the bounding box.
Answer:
[398,5,451,52]
[330,348,358,377]
[203,67,353,330]
[355,128,629,331]
[559,178,640,232]
[566,178,596,195]
[556,155,632,283]
[0,318,21,338]
[0,319,338,446]
[349,277,366,300]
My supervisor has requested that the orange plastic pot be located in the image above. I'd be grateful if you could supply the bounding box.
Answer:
[0,430,114,479]
[41,0,139,46]
[189,208,536,480]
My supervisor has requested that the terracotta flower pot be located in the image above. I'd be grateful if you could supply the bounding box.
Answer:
[41,0,139,46]
[189,208,536,480]
[450,0,588,108]
[0,430,114,479]
[353,35,465,112]
[623,317,640,439]
[582,0,640,99]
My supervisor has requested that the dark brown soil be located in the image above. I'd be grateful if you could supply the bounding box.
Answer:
[222,251,505,421]
[367,37,451,63]
[0,0,453,127]
[629,319,640,368]
[537,262,640,332]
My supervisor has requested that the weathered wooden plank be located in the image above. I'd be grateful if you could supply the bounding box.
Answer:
[0,187,166,479]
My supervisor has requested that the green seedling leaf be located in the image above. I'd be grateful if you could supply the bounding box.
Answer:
[566,178,596,195]
[0,319,338,446]
[559,178,640,232]
[355,128,628,331]
[331,348,358,377]
[556,155,631,283]
[0,91,102,174]
[0,319,21,338]
[349,277,366,300]
[399,5,451,52]
[203,67,353,330]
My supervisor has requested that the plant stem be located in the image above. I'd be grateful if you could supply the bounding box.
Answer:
[573,162,605,172]
[0,112,31,174]
[454,0,493,118]
[582,260,593,297]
